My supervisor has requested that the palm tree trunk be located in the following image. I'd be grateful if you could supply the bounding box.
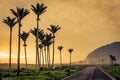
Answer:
[39,48,41,67]
[47,46,49,68]
[35,49,38,70]
[9,29,12,71]
[47,46,50,68]
[52,34,55,68]
[60,51,62,67]
[44,47,47,67]
[70,53,71,67]
[48,46,51,68]
[17,20,21,76]
[24,42,27,69]
[41,48,44,68]
[36,15,40,71]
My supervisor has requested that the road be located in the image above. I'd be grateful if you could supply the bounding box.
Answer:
[63,66,114,80]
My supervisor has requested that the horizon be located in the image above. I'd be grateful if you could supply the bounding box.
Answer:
[0,0,120,64]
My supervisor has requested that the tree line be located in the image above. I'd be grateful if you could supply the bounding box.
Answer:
[2,3,74,76]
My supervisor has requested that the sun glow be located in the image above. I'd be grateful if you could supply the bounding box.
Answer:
[0,52,8,58]
[0,52,32,63]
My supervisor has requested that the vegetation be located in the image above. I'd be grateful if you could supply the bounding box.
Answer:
[102,65,120,80]
[0,64,79,80]
[47,25,61,68]
[10,7,30,76]
[20,31,30,69]
[2,17,17,71]
[31,3,47,70]
[68,48,73,67]
[1,2,80,80]
[58,46,63,67]
[109,55,117,65]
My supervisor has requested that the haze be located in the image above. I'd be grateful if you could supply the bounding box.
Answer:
[0,0,120,64]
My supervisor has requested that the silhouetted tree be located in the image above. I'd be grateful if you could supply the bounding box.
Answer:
[109,55,117,65]
[30,27,43,69]
[31,3,47,70]
[3,16,17,71]
[68,48,73,67]
[45,33,54,68]
[20,31,29,69]
[41,33,53,68]
[47,25,61,68]
[58,46,63,67]
[39,44,44,68]
[10,7,29,76]
[38,29,44,67]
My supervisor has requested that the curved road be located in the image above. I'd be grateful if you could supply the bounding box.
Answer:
[63,66,114,80]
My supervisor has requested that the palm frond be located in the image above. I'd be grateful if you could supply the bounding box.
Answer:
[11,7,30,20]
[31,3,47,16]
[20,31,29,42]
[3,16,17,29]
[58,46,63,51]
[68,48,73,53]
[47,25,61,34]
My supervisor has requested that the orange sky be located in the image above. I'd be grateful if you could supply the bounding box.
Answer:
[0,0,120,64]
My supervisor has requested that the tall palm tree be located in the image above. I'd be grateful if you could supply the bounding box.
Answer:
[38,30,45,68]
[41,33,53,69]
[10,7,29,76]
[45,33,54,68]
[30,27,43,69]
[68,48,73,67]
[31,3,47,70]
[20,31,29,69]
[47,25,61,68]
[58,46,63,67]
[3,16,17,71]
[39,44,44,68]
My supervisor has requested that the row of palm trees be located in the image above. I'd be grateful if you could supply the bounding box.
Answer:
[2,3,74,77]
[57,46,74,67]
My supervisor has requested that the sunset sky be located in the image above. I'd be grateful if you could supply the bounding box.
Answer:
[0,0,120,64]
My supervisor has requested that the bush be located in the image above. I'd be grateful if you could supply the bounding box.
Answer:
[65,68,71,73]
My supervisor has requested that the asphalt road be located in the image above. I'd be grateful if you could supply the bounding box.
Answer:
[63,66,113,80]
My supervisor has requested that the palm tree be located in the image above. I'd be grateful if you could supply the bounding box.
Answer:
[47,25,61,68]
[68,48,73,67]
[30,27,43,69]
[20,31,29,69]
[39,44,44,68]
[109,55,117,65]
[10,7,29,76]
[58,46,63,67]
[31,3,47,70]
[45,33,54,68]
[3,16,17,71]
[41,33,53,69]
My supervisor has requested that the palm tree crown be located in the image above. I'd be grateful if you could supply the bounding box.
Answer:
[58,46,63,51]
[68,48,73,53]
[31,3,47,17]
[20,31,29,45]
[38,29,44,41]
[42,33,54,46]
[3,16,17,71]
[30,27,44,38]
[10,8,29,20]
[3,16,17,29]
[47,25,61,34]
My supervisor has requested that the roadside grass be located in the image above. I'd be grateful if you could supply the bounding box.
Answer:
[101,65,120,80]
[0,64,80,80]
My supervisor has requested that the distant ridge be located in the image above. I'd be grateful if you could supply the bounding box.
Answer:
[85,42,120,64]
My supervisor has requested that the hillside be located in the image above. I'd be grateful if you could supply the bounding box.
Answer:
[85,42,120,64]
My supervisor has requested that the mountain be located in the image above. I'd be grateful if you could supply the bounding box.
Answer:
[85,42,120,64]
